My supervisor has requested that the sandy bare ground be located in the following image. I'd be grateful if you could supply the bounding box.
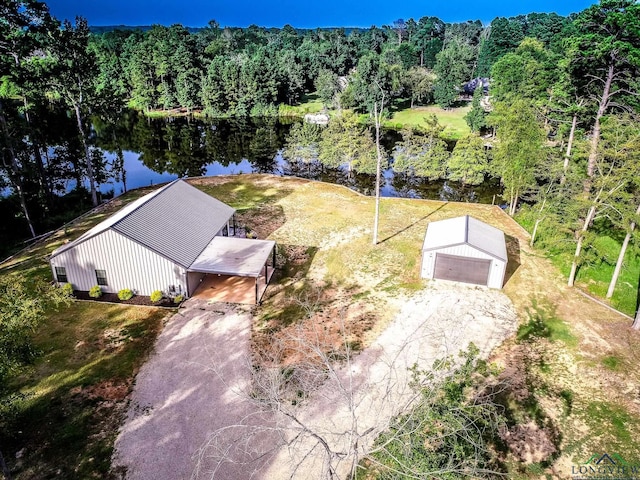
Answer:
[257,282,518,479]
[113,281,517,480]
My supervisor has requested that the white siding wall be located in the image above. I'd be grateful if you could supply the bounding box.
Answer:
[486,258,506,289]
[187,271,206,296]
[50,229,187,296]
[421,244,506,289]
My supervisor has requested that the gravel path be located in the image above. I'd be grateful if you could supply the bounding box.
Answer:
[113,283,518,480]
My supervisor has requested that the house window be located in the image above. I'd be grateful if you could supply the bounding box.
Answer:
[95,269,108,286]
[55,266,68,283]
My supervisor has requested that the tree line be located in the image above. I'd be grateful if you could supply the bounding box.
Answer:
[2,0,640,308]
[0,1,572,245]
[87,14,574,115]
[276,0,640,311]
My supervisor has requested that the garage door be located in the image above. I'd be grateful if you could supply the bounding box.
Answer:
[433,253,491,286]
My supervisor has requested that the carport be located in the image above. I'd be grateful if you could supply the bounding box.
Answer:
[188,237,276,304]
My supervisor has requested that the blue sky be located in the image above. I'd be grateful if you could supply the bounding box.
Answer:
[46,0,598,28]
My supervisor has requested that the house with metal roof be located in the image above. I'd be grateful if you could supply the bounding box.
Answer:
[421,215,507,289]
[49,179,276,304]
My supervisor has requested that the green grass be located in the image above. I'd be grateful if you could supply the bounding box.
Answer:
[194,175,294,211]
[580,401,637,455]
[0,185,173,478]
[576,235,640,315]
[1,299,169,478]
[6,174,638,478]
[517,300,578,348]
[387,105,471,140]
[515,211,640,317]
[601,355,623,372]
[278,92,324,117]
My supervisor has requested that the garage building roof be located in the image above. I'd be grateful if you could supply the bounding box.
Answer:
[422,215,507,262]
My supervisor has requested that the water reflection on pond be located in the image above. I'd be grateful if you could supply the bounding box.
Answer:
[95,112,503,204]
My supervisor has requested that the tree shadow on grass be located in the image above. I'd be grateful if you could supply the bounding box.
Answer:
[378,202,447,245]
[503,234,521,287]
[235,203,286,239]
[259,244,319,326]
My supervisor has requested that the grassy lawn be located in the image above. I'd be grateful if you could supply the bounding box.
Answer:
[0,187,173,479]
[278,92,324,117]
[574,234,639,316]
[2,174,640,478]
[515,212,639,317]
[3,303,169,478]
[279,93,471,141]
[387,105,472,139]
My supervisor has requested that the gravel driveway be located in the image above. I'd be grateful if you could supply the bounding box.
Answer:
[112,300,277,480]
[259,282,519,479]
[113,283,518,479]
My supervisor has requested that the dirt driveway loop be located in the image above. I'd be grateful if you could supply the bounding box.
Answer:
[113,282,518,479]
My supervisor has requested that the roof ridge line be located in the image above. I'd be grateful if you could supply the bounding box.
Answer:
[111,178,182,229]
[465,215,470,244]
[50,179,183,259]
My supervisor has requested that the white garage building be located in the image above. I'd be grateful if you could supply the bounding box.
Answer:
[421,215,507,289]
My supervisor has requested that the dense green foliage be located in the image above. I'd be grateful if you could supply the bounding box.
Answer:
[89,285,103,298]
[464,85,487,132]
[448,134,488,185]
[3,2,639,476]
[369,345,505,478]
[392,116,449,180]
[0,276,71,388]
[117,288,134,300]
[1,0,640,311]
[150,290,163,302]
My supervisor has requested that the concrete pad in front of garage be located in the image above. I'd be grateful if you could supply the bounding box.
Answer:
[191,274,271,304]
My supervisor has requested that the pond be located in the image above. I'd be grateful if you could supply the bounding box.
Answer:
[92,112,503,204]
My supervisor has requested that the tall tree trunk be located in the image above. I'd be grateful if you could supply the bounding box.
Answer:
[372,98,384,245]
[561,113,578,184]
[23,104,52,202]
[508,186,518,216]
[607,202,640,298]
[121,155,128,194]
[74,104,98,206]
[568,205,597,287]
[12,53,51,202]
[585,63,614,191]
[0,100,36,238]
[0,449,12,480]
[530,197,547,247]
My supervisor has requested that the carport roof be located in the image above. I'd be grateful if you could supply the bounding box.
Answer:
[188,237,276,277]
[422,215,507,262]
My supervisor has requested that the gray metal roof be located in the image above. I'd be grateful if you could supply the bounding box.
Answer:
[189,237,276,277]
[51,179,236,267]
[422,215,507,262]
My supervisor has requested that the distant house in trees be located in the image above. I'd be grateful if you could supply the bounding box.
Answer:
[463,78,490,96]
[50,179,276,304]
[421,215,507,289]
